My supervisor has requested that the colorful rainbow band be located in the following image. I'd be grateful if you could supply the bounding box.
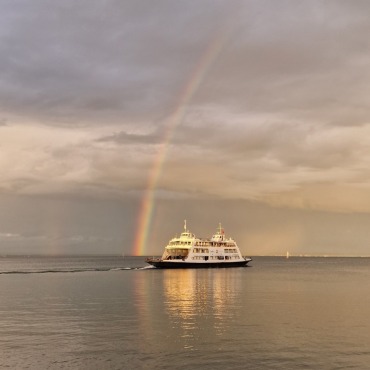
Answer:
[132,29,232,256]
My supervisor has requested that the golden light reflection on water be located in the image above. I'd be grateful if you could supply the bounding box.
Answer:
[162,269,242,344]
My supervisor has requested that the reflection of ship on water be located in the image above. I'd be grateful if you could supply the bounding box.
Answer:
[162,269,242,342]
[146,221,252,268]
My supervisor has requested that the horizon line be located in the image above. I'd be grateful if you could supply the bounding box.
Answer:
[2,253,370,258]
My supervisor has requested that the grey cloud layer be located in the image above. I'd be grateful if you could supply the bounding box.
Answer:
[1,0,370,212]
[3,1,370,256]
[2,1,370,125]
[0,0,231,123]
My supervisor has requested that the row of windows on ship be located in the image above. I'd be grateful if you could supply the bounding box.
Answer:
[192,255,240,260]
[192,248,238,254]
[169,240,235,247]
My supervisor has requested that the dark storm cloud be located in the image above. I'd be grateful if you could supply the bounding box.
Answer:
[0,0,231,124]
[194,1,370,127]
[2,0,370,129]
[97,127,164,145]
[1,1,369,161]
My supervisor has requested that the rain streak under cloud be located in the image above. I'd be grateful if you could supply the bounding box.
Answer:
[2,0,370,256]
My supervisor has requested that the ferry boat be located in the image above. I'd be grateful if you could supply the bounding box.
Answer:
[145,221,252,268]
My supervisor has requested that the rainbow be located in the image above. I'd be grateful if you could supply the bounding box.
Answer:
[132,30,231,256]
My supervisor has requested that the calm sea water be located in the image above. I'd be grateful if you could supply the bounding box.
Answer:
[1,256,370,369]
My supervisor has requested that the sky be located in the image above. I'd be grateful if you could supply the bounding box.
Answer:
[1,0,370,256]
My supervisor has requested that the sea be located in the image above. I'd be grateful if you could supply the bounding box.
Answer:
[1,256,370,369]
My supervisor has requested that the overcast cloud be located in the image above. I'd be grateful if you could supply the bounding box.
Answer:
[2,1,370,255]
